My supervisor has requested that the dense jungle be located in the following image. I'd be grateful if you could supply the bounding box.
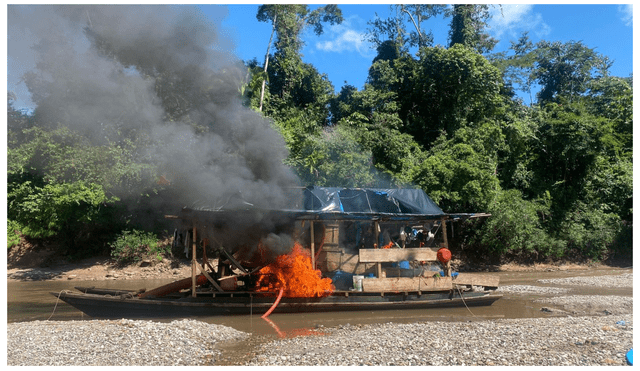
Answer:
[7,5,632,267]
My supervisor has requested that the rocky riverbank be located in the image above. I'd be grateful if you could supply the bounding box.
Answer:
[7,256,194,282]
[7,319,249,366]
[241,315,632,366]
[7,270,633,366]
[237,271,633,366]
[7,312,633,366]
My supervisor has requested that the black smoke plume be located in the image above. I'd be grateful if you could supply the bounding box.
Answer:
[8,5,301,212]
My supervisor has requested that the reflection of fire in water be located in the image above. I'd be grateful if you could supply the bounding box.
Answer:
[262,317,328,338]
[256,243,334,297]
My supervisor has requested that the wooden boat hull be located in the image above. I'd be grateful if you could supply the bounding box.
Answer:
[52,288,502,319]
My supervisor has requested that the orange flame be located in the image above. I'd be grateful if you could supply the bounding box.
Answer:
[256,242,334,297]
[382,241,394,249]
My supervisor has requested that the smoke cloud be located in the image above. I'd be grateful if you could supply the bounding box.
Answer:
[8,5,301,210]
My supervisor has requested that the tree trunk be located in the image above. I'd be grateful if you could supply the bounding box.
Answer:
[259,14,277,112]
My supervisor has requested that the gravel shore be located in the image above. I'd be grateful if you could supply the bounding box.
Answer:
[7,315,632,366]
[7,271,633,366]
[244,315,632,366]
[538,272,634,287]
[7,319,249,366]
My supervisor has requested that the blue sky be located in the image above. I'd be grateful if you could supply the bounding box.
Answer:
[209,4,633,97]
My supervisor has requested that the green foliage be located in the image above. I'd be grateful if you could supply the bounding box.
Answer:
[242,62,270,109]
[288,125,379,188]
[558,202,622,260]
[531,102,606,215]
[7,8,633,265]
[608,222,632,260]
[330,83,425,185]
[447,4,497,54]
[583,155,633,221]
[472,189,565,261]
[365,5,446,49]
[495,108,541,193]
[7,220,23,249]
[534,40,611,104]
[406,45,504,147]
[584,76,633,154]
[7,125,156,197]
[489,31,537,104]
[110,229,168,265]
[254,4,342,119]
[257,5,343,52]
[411,123,503,212]
[361,124,426,185]
[7,180,117,246]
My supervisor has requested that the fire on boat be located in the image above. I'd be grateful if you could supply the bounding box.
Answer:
[53,187,501,318]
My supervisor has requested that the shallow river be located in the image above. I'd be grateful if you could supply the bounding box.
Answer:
[7,267,632,337]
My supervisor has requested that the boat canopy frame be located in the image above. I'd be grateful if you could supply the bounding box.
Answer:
[166,187,490,297]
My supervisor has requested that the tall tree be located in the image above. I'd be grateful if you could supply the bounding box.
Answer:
[448,4,497,54]
[402,44,504,147]
[399,4,446,49]
[257,12,277,112]
[366,4,446,51]
[490,32,537,105]
[533,40,611,104]
[256,5,342,107]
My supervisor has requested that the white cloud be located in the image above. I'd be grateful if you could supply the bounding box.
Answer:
[313,16,375,58]
[489,4,550,40]
[618,4,632,26]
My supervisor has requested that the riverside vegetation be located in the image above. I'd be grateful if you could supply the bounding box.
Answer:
[7,5,632,269]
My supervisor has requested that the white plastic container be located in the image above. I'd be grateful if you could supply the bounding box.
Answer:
[353,275,364,291]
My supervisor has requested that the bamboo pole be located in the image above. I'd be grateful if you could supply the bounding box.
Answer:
[441,217,450,277]
[310,222,315,270]
[191,226,197,297]
[441,217,448,248]
[375,221,381,279]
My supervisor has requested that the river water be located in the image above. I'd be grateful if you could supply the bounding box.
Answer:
[7,267,632,337]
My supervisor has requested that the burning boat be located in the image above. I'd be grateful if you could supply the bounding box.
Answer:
[54,187,501,318]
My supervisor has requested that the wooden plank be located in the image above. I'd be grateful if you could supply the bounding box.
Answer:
[218,246,248,274]
[454,273,500,288]
[197,263,223,292]
[359,247,439,263]
[362,276,452,292]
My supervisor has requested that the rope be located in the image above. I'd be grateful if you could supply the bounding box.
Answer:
[455,284,476,317]
[48,290,71,320]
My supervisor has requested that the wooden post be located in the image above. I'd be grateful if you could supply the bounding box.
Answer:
[374,221,382,277]
[441,217,448,248]
[441,217,450,277]
[374,221,380,249]
[191,226,197,297]
[310,221,315,270]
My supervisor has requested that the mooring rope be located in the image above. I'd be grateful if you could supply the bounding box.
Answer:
[48,290,71,320]
[455,284,476,317]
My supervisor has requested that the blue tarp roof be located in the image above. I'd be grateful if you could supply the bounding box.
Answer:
[302,187,444,216]
[181,187,479,223]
